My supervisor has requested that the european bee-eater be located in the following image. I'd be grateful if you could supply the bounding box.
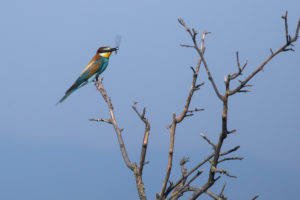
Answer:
[57,46,118,103]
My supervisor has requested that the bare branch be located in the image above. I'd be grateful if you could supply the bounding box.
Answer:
[88,118,112,124]
[228,129,237,134]
[168,169,208,200]
[188,108,205,113]
[179,157,189,185]
[236,51,242,71]
[181,44,195,48]
[158,113,177,199]
[94,79,134,170]
[205,190,221,200]
[178,18,193,38]
[211,167,237,178]
[229,13,300,96]
[218,157,244,164]
[178,18,223,101]
[195,82,205,90]
[199,32,224,101]
[190,66,196,74]
[295,19,300,40]
[188,176,221,200]
[163,153,215,198]
[94,80,148,200]
[158,28,207,199]
[168,186,219,200]
[132,103,151,175]
[186,153,214,178]
[219,182,226,198]
[220,145,240,156]
[176,55,204,123]
[251,195,259,200]
[282,11,290,44]
[238,89,251,93]
[186,169,204,186]
[238,80,252,87]
[166,125,172,133]
[200,133,216,149]
[230,51,248,80]
[167,12,298,200]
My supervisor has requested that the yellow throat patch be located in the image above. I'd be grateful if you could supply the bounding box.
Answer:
[100,52,111,58]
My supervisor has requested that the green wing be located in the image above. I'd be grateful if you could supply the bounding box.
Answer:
[57,58,103,103]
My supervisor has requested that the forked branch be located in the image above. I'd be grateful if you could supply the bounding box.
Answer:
[92,79,148,200]
[157,32,207,199]
[91,11,298,200]
[229,12,300,95]
[132,103,151,174]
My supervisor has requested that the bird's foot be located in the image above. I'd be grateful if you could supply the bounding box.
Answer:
[95,74,100,82]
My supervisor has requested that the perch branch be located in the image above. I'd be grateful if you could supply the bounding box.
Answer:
[94,79,148,200]
[94,79,134,170]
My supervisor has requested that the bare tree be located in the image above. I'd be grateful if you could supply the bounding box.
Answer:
[89,12,300,200]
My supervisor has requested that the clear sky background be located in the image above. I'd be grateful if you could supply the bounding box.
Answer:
[0,0,299,199]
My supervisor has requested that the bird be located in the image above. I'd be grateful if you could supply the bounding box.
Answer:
[57,46,118,104]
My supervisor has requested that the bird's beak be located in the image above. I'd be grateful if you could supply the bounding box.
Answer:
[110,47,119,54]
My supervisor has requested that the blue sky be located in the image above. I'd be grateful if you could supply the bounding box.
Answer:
[0,0,299,199]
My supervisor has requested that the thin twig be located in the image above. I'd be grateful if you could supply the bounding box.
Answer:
[199,31,224,101]
[219,182,226,198]
[218,157,244,163]
[186,169,204,186]
[220,146,240,156]
[251,195,259,200]
[200,133,216,149]
[282,11,289,43]
[88,118,112,124]
[132,103,151,175]
[230,51,248,80]
[164,153,214,197]
[158,113,177,200]
[178,18,223,101]
[211,167,237,178]
[180,44,195,48]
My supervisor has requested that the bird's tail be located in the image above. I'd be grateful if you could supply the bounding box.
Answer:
[57,83,77,104]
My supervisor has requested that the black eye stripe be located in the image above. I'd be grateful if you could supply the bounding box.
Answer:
[100,49,111,53]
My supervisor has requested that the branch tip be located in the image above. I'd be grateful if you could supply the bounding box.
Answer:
[219,182,226,197]
[228,129,237,134]
[221,145,240,156]
[88,118,112,124]
[180,157,190,166]
[190,66,196,74]
[251,195,259,200]
[200,133,216,149]
[180,44,195,48]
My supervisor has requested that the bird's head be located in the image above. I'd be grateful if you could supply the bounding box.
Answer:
[97,46,118,58]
